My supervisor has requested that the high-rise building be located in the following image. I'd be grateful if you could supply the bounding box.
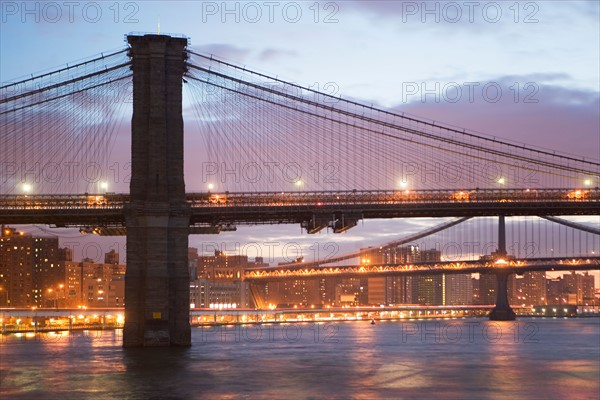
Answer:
[415,275,444,305]
[1,233,126,309]
[563,271,584,305]
[332,278,366,306]
[0,226,61,307]
[193,251,251,308]
[198,251,247,281]
[363,245,441,305]
[546,277,563,304]
[520,272,547,306]
[32,235,61,307]
[1,227,34,307]
[104,249,119,265]
[561,271,596,305]
[362,246,389,305]
[411,248,443,305]
[386,276,414,304]
[581,272,596,304]
[471,277,480,305]
[58,247,73,262]
[266,278,321,307]
[445,274,473,305]
[545,272,596,306]
[63,256,126,308]
[191,278,249,308]
[367,277,385,305]
[318,277,338,306]
[478,273,496,305]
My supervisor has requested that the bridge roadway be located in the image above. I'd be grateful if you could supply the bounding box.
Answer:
[0,188,598,229]
[243,257,600,281]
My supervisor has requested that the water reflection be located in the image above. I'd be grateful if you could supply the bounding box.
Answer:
[0,318,598,399]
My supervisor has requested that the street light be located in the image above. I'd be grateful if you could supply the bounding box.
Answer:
[99,181,108,192]
[22,183,32,193]
[47,288,57,308]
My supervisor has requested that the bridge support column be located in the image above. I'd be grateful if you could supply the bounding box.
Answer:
[489,270,516,320]
[489,215,516,321]
[123,34,191,347]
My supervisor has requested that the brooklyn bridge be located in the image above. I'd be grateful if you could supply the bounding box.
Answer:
[1,33,598,347]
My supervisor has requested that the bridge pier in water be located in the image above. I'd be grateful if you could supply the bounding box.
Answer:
[124,34,191,347]
[488,215,516,321]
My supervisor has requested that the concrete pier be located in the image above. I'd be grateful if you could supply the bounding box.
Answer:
[489,215,516,321]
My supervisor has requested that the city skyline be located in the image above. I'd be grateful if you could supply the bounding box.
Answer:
[1,225,596,309]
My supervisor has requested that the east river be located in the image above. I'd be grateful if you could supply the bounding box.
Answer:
[1,318,599,399]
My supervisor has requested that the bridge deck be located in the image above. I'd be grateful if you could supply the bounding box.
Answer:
[244,257,600,281]
[0,188,598,227]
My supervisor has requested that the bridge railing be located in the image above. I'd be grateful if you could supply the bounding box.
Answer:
[0,188,597,210]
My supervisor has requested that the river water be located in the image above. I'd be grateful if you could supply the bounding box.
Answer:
[1,318,599,399]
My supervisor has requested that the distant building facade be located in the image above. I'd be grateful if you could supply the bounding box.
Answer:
[190,250,251,308]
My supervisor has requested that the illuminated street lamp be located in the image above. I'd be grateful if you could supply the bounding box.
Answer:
[22,183,32,193]
[99,181,108,192]
[497,177,505,185]
[47,288,57,308]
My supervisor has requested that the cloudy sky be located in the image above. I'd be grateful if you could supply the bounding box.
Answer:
[1,1,599,281]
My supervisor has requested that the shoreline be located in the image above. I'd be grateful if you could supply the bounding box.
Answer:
[1,314,598,336]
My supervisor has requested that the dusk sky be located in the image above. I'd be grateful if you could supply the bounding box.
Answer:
[1,1,598,280]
